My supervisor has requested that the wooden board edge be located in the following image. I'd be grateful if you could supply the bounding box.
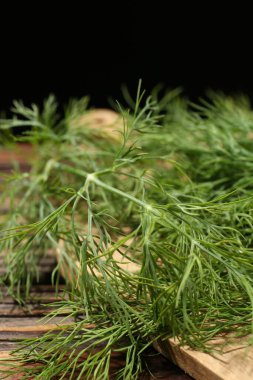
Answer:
[154,337,253,380]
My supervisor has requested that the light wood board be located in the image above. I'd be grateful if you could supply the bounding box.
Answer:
[154,336,253,380]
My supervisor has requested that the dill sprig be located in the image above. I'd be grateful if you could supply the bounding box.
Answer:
[1,83,253,379]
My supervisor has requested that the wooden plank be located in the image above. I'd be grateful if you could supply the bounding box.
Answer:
[0,305,53,317]
[0,284,65,295]
[155,337,253,380]
[0,285,192,380]
[0,284,65,305]
[0,293,64,304]
[0,348,192,380]
[0,144,34,166]
[0,317,73,330]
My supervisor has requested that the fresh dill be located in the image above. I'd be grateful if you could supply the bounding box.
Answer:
[1,83,253,379]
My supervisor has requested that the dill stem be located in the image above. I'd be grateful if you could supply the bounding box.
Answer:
[90,175,159,214]
[59,163,208,265]
[86,175,246,276]
[57,162,159,214]
[57,163,230,252]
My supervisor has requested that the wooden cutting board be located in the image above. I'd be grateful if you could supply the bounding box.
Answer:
[154,337,253,380]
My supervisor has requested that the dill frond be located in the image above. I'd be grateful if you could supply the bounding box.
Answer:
[1,84,253,379]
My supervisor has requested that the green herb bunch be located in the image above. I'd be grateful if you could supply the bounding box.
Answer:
[1,83,253,379]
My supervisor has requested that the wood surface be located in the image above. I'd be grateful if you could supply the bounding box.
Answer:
[154,337,253,380]
[0,265,191,379]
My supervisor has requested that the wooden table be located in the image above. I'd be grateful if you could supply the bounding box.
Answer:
[0,259,191,379]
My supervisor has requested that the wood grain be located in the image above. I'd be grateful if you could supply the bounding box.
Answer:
[0,285,191,379]
[155,337,253,380]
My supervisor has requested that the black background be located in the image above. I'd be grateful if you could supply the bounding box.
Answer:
[1,5,252,111]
